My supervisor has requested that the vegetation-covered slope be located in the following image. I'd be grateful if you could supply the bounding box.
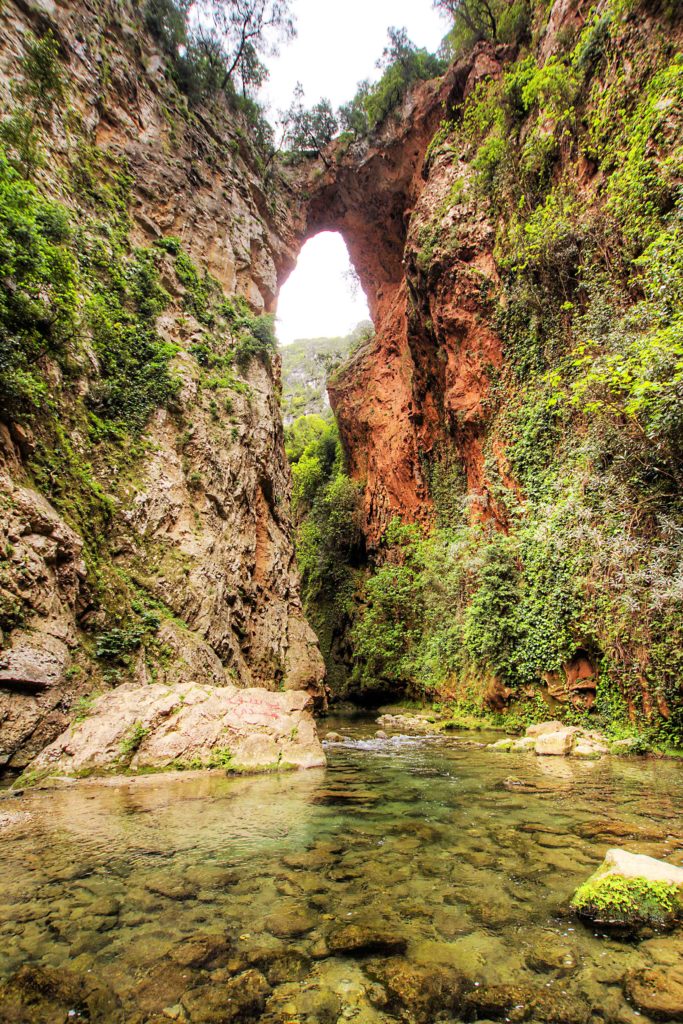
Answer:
[0,0,323,770]
[279,322,371,423]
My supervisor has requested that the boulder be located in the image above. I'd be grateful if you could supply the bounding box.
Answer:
[489,738,513,752]
[23,682,325,781]
[573,738,608,759]
[526,720,565,737]
[598,849,683,886]
[535,728,579,756]
[511,737,537,752]
[571,850,683,934]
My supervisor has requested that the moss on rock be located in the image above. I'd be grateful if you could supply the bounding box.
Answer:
[572,874,681,934]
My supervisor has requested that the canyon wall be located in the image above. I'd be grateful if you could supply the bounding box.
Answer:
[298,0,683,731]
[0,0,323,769]
[303,47,508,546]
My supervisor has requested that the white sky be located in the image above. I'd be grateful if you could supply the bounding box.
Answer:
[276,233,370,346]
[268,0,448,347]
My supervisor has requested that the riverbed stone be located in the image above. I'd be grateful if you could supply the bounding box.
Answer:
[624,966,683,1020]
[181,968,270,1023]
[264,907,316,938]
[526,938,577,974]
[134,963,195,1014]
[168,933,232,969]
[146,875,198,902]
[327,924,408,956]
[295,985,341,1023]
[366,957,470,1023]
[464,983,590,1024]
[0,964,121,1023]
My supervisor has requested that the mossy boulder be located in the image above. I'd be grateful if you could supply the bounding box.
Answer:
[572,849,683,935]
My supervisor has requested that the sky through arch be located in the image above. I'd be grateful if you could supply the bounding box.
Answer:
[276,232,370,347]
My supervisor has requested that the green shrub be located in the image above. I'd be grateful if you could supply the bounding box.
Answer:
[120,721,150,757]
[85,245,180,429]
[18,31,66,115]
[0,150,78,416]
[340,28,445,135]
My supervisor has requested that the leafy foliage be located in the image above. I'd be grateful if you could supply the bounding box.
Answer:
[388,0,683,742]
[571,874,680,929]
[283,84,337,158]
[280,322,371,422]
[284,409,363,691]
[340,28,446,136]
[120,721,151,757]
[436,0,532,57]
[0,152,77,415]
[144,0,292,154]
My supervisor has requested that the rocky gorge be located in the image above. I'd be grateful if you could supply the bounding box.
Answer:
[0,0,682,1021]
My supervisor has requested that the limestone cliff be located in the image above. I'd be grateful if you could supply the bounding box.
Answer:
[0,0,323,770]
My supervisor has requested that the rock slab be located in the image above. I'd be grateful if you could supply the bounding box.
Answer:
[26,683,326,779]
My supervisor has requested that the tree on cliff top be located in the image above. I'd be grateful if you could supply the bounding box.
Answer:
[339,27,445,136]
[434,0,531,54]
[190,0,295,95]
[145,0,295,97]
[282,84,338,163]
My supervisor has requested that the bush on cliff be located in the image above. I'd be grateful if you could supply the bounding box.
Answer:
[339,28,446,136]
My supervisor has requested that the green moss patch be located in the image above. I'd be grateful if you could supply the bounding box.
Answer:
[571,875,681,933]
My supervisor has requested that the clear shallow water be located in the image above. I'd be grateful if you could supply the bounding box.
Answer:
[0,716,682,1023]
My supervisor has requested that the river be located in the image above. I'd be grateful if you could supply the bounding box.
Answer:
[0,715,682,1022]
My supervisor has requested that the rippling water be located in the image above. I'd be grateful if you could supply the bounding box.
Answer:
[0,715,682,1022]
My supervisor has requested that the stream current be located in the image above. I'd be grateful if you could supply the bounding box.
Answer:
[1,715,682,1022]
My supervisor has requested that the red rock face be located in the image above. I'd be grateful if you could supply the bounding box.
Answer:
[294,45,512,546]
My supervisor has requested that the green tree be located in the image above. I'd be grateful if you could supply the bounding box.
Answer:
[340,28,445,135]
[191,0,295,95]
[435,0,531,55]
[282,84,338,161]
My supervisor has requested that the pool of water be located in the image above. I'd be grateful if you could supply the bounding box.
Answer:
[0,715,682,1023]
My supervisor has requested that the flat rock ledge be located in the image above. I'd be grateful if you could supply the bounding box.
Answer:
[488,720,642,759]
[20,683,325,786]
[572,849,683,936]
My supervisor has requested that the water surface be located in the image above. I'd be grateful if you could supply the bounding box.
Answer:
[1,716,682,1022]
